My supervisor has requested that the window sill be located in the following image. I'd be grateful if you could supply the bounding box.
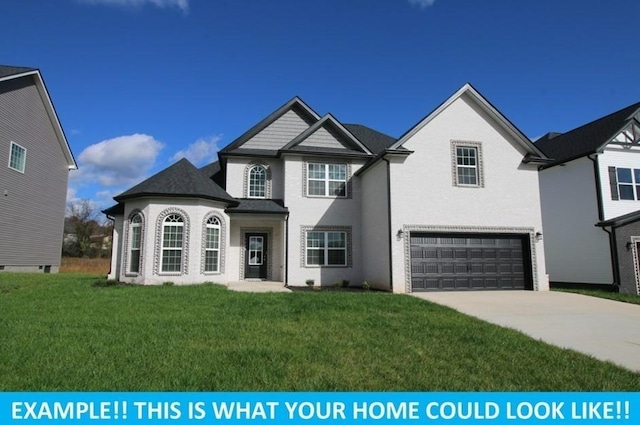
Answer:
[304,265,350,268]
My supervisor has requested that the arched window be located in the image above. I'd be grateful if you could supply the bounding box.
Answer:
[161,213,184,273]
[248,165,266,198]
[204,216,221,272]
[128,213,143,274]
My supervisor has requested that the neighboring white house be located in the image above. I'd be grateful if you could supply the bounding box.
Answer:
[105,84,550,292]
[0,65,77,273]
[536,102,640,294]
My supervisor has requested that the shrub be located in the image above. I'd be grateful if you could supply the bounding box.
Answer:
[305,279,315,287]
[162,281,175,286]
[361,281,371,291]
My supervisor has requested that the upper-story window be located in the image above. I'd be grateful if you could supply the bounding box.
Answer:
[307,163,347,197]
[451,141,484,188]
[9,142,26,173]
[616,168,640,200]
[248,165,267,198]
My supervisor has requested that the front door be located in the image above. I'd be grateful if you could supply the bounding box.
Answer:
[245,233,268,279]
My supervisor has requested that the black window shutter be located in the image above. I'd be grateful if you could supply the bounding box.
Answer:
[608,166,619,200]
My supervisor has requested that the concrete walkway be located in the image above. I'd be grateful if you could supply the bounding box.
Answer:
[226,281,291,293]
[411,291,640,372]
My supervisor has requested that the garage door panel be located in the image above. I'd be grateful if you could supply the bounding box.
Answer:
[410,233,531,291]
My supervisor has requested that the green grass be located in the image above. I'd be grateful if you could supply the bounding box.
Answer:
[554,288,640,306]
[1,273,639,391]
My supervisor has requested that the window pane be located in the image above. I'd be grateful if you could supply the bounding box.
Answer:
[306,249,324,265]
[162,249,181,272]
[308,163,325,179]
[328,181,346,196]
[636,185,640,201]
[618,168,632,183]
[206,228,219,249]
[307,232,325,248]
[634,169,640,183]
[328,164,346,180]
[327,232,346,248]
[327,249,346,265]
[457,167,477,185]
[129,250,140,273]
[308,180,325,196]
[130,226,141,249]
[163,225,183,248]
[205,251,219,272]
[619,184,635,200]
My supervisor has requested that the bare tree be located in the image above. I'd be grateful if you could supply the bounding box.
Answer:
[66,199,100,257]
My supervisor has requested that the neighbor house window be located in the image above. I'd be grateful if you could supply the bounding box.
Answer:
[616,168,640,200]
[305,230,348,266]
[204,216,221,272]
[451,141,484,187]
[8,142,26,173]
[248,165,266,198]
[128,213,143,274]
[161,214,184,273]
[307,163,347,197]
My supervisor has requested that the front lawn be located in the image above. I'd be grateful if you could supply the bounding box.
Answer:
[1,273,638,391]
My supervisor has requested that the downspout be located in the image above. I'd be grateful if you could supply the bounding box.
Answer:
[382,156,393,291]
[284,213,289,286]
[588,154,619,286]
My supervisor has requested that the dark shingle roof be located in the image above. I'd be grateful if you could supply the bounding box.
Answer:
[102,203,125,216]
[0,65,37,79]
[344,124,397,154]
[225,199,288,214]
[535,102,640,164]
[115,158,237,204]
[597,209,640,228]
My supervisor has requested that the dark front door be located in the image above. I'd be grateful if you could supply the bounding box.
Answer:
[245,233,268,279]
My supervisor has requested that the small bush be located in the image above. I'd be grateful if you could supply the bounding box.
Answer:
[342,279,350,288]
[361,281,371,291]
[305,279,314,287]
[163,281,175,286]
[92,279,119,288]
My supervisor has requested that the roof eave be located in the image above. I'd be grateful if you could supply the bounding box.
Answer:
[355,149,414,176]
[114,193,239,206]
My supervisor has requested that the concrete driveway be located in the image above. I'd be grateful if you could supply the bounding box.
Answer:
[411,291,640,373]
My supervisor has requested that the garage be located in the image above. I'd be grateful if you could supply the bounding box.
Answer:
[410,233,532,291]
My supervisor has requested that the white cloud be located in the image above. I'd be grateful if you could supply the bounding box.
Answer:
[72,133,164,188]
[78,0,189,12]
[171,135,221,166]
[409,0,436,8]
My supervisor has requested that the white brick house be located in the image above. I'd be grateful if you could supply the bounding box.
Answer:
[106,84,550,292]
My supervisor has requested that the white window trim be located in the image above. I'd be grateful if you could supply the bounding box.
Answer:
[243,161,272,199]
[203,215,222,274]
[8,141,26,173]
[304,162,349,198]
[247,165,267,199]
[616,167,640,201]
[451,140,484,188]
[126,212,144,276]
[154,208,190,276]
[301,226,352,268]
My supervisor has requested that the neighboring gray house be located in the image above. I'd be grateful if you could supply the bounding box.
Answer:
[0,65,77,273]
[106,84,550,292]
[536,102,640,294]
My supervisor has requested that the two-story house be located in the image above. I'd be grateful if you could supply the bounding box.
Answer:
[0,65,77,273]
[536,102,640,294]
[106,84,550,292]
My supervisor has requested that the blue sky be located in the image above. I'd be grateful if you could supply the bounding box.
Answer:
[3,0,640,211]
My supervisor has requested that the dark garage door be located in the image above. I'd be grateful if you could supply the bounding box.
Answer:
[410,233,532,291]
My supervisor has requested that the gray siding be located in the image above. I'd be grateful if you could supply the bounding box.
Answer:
[298,125,351,150]
[0,76,69,268]
[243,108,311,150]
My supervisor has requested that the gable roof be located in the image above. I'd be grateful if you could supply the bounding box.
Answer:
[389,83,546,159]
[220,96,320,155]
[280,113,373,156]
[535,102,640,166]
[115,158,238,204]
[343,124,396,154]
[0,65,77,169]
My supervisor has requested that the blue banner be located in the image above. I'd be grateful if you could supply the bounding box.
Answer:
[0,392,637,424]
